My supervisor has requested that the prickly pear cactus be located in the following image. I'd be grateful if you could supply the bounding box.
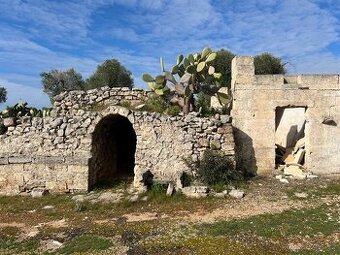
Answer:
[142,48,230,114]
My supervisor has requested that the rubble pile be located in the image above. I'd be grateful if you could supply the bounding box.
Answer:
[276,137,310,179]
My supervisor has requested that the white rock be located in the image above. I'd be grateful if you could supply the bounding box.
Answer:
[43,205,54,210]
[31,188,49,198]
[182,186,208,198]
[294,192,308,198]
[128,194,139,202]
[280,178,289,184]
[275,175,283,179]
[166,183,174,196]
[284,165,307,179]
[3,117,16,127]
[228,189,245,199]
[307,174,318,179]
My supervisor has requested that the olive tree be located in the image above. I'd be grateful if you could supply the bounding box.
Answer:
[85,59,134,90]
[41,68,84,102]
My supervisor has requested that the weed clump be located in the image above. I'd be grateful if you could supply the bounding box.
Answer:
[191,150,242,186]
[142,93,181,116]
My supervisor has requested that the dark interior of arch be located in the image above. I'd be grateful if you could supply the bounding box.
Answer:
[90,114,136,188]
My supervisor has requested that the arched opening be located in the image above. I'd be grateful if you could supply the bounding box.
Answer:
[89,114,136,189]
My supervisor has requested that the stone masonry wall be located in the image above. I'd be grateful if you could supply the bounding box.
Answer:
[0,89,235,194]
[54,86,152,116]
[231,56,340,176]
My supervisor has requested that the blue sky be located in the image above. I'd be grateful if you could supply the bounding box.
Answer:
[0,0,340,108]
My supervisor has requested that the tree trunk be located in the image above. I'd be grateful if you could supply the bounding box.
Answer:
[183,94,195,114]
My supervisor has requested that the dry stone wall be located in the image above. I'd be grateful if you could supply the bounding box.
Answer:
[0,87,235,194]
[231,56,340,177]
[54,86,152,115]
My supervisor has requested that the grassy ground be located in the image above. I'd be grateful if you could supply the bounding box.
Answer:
[0,177,339,254]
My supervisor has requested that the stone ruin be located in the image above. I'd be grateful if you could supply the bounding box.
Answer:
[0,87,235,194]
[231,56,340,178]
[1,56,339,194]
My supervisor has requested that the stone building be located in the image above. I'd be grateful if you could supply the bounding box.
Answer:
[0,87,235,193]
[231,56,340,177]
[1,56,339,194]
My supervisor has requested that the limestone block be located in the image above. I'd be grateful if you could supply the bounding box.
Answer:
[34,156,64,164]
[182,186,208,198]
[284,165,306,179]
[166,183,174,196]
[229,189,245,199]
[31,188,49,198]
[3,117,16,127]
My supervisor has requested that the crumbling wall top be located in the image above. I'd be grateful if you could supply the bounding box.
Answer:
[232,56,340,90]
[53,86,153,116]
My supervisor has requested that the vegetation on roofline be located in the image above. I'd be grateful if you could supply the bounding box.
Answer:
[0,101,52,119]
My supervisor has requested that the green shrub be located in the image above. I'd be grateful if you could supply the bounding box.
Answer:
[143,94,168,113]
[195,92,230,116]
[59,235,112,254]
[196,150,241,186]
[0,101,52,118]
[195,92,211,116]
[143,93,181,116]
[166,105,181,116]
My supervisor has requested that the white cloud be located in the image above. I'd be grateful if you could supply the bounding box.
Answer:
[0,79,50,109]
[0,0,340,111]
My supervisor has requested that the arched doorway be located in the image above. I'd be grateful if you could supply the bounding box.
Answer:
[89,114,136,188]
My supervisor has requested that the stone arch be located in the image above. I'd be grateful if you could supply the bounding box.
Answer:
[89,114,136,189]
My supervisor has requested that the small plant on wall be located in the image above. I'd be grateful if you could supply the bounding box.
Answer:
[142,48,230,114]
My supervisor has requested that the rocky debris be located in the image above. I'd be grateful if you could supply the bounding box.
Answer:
[275,174,290,184]
[31,188,49,198]
[181,186,208,198]
[284,164,307,179]
[275,135,313,179]
[276,137,306,166]
[228,189,245,199]
[306,173,318,179]
[279,178,289,184]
